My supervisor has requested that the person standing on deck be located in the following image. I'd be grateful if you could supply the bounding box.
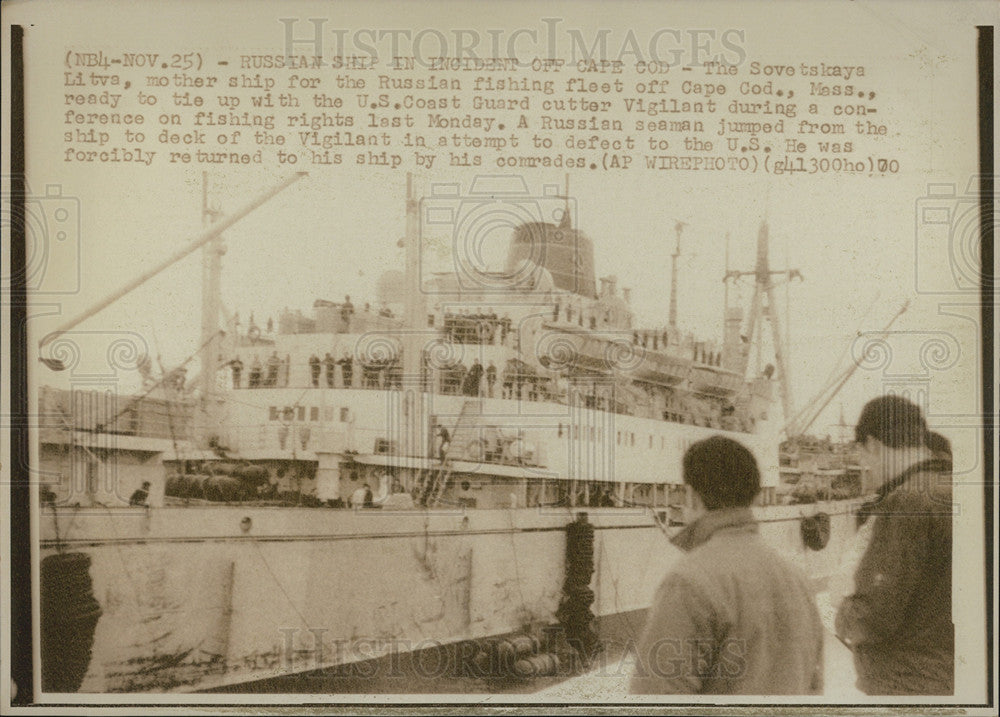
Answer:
[436,426,451,463]
[248,356,262,388]
[631,436,823,695]
[835,395,953,695]
[309,354,321,387]
[501,363,513,399]
[464,359,483,397]
[129,481,151,507]
[349,483,367,509]
[338,352,354,388]
[341,295,354,331]
[500,313,512,345]
[324,352,335,388]
[230,357,243,389]
[265,351,280,387]
[486,361,497,398]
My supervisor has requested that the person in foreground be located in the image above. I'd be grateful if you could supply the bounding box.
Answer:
[630,436,823,695]
[836,395,953,695]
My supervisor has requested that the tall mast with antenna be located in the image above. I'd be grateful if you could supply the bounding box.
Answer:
[723,231,731,316]
[836,403,850,443]
[669,221,685,329]
[402,172,424,380]
[785,241,792,388]
[200,172,225,445]
[725,221,802,429]
[759,222,793,426]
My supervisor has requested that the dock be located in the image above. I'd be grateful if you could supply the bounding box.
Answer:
[534,589,864,700]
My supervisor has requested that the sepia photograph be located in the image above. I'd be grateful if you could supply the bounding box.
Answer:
[2,0,995,713]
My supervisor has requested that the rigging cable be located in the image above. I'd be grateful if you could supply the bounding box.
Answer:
[152,326,184,470]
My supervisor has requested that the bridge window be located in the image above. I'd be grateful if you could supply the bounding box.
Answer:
[310,407,319,421]
[269,406,279,421]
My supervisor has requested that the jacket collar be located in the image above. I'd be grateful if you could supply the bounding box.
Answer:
[874,457,951,500]
[856,457,952,526]
[670,507,758,552]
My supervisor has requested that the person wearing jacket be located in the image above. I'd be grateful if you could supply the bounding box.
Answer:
[836,395,953,695]
[631,436,824,695]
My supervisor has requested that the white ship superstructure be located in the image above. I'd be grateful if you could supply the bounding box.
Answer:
[197,176,784,514]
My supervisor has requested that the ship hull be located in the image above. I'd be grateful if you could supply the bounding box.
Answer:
[40,502,857,693]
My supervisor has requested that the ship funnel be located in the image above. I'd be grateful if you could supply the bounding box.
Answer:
[504,221,597,298]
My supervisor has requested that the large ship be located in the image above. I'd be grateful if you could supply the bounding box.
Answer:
[36,174,862,694]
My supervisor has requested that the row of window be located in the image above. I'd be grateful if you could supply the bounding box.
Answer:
[265,404,704,452]
[557,422,699,455]
[613,427,694,453]
[268,406,351,422]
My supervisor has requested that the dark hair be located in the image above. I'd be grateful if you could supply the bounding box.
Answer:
[926,431,952,459]
[682,436,761,509]
[854,395,928,448]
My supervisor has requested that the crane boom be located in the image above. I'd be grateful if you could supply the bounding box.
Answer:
[38,172,308,353]
[785,300,909,437]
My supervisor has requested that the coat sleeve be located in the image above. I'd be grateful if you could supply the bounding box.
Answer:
[835,496,930,647]
[810,601,825,695]
[630,573,715,694]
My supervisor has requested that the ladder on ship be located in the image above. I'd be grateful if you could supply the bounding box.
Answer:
[422,399,481,507]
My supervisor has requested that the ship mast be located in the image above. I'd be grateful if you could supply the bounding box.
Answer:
[725,221,801,428]
[759,223,793,424]
[835,403,851,443]
[402,172,425,381]
[668,221,685,329]
[200,172,225,439]
[723,231,730,317]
